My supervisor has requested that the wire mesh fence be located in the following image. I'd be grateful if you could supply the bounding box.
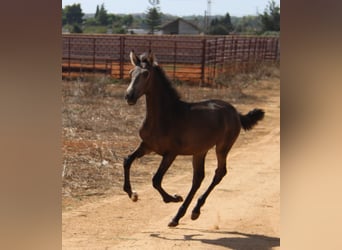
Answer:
[62,34,279,84]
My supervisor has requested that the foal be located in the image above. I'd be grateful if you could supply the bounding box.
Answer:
[123,50,264,227]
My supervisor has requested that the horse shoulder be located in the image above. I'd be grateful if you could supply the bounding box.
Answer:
[139,121,152,141]
[139,120,165,143]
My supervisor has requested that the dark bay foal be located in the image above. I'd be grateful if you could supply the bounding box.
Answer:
[123,50,264,227]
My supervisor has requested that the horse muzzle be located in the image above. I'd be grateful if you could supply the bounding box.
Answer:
[125,92,137,105]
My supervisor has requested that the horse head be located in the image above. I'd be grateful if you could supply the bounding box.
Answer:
[125,50,158,105]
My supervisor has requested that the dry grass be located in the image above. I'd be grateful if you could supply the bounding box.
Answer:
[216,63,279,83]
[62,80,142,199]
[214,62,280,98]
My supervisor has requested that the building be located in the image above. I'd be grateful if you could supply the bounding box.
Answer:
[160,18,201,35]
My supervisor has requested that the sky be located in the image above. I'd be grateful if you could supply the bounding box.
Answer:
[62,0,280,17]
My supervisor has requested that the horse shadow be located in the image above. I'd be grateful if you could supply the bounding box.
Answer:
[150,229,280,250]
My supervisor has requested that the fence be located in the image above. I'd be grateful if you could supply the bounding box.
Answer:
[62,34,279,84]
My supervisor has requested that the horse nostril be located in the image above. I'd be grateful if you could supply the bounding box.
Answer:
[125,92,132,100]
[125,92,135,104]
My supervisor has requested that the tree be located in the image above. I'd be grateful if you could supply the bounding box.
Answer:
[122,15,133,28]
[260,0,280,32]
[234,15,262,34]
[208,12,234,35]
[145,7,162,34]
[221,13,234,31]
[71,23,83,33]
[96,4,109,26]
[63,4,84,25]
[62,9,67,26]
[209,25,230,35]
[95,5,99,19]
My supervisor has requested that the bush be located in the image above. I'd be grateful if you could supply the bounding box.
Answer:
[83,25,108,34]
[71,23,83,33]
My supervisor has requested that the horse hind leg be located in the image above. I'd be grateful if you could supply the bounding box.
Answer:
[168,153,206,227]
[191,141,234,221]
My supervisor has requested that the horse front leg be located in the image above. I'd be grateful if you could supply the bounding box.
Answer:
[152,154,183,203]
[123,142,150,201]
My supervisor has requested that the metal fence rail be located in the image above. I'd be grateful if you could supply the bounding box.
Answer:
[62,34,279,84]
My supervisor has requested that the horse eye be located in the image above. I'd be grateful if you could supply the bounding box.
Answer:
[142,70,149,77]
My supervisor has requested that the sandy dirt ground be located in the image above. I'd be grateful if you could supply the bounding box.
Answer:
[62,76,280,249]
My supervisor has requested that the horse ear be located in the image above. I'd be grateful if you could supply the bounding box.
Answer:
[130,50,140,66]
[148,50,158,66]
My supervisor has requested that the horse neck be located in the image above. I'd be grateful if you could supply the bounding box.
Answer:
[144,68,180,124]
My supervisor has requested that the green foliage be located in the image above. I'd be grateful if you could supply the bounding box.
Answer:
[122,15,133,28]
[112,26,126,34]
[107,14,129,34]
[145,7,162,34]
[209,25,229,35]
[82,25,108,34]
[95,5,99,19]
[107,14,119,24]
[234,15,262,34]
[95,4,109,26]
[208,13,233,35]
[221,13,234,30]
[130,15,144,29]
[83,17,98,26]
[71,23,83,33]
[62,9,67,26]
[63,4,84,25]
[260,0,280,32]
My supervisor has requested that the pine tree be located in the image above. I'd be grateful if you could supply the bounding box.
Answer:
[209,12,234,35]
[95,5,99,19]
[96,4,108,26]
[145,7,162,34]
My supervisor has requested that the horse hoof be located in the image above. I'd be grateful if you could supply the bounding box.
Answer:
[163,194,183,203]
[174,194,183,202]
[131,191,138,202]
[191,211,200,220]
[168,220,179,227]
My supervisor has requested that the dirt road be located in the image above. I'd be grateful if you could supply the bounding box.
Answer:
[62,79,280,249]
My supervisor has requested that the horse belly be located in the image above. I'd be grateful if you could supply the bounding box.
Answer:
[138,106,229,155]
[168,123,220,155]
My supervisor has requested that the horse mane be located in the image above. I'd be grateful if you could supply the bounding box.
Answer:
[153,65,181,101]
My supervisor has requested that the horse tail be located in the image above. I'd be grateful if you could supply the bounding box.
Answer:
[239,109,265,131]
